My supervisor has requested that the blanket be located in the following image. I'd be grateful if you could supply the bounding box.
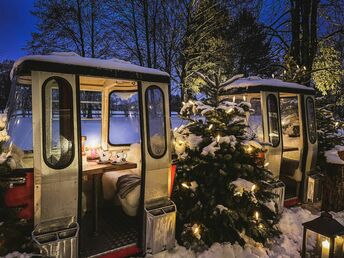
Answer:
[116,174,141,199]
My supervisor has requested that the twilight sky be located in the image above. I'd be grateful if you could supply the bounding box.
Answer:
[0,0,36,61]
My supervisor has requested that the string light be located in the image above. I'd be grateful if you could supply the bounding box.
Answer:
[246,145,253,153]
[335,122,339,127]
[216,135,220,143]
[251,184,256,192]
[264,162,269,167]
[258,224,264,229]
[208,124,213,130]
[232,96,236,102]
[254,211,259,221]
[272,74,275,78]
[226,107,234,114]
[181,182,190,189]
[189,100,194,105]
[243,96,246,101]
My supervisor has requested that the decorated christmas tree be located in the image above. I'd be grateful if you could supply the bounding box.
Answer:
[172,72,280,251]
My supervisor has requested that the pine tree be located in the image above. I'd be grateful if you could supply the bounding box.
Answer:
[181,0,233,96]
[172,72,280,251]
[229,10,274,76]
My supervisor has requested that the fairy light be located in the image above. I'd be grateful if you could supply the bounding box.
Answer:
[189,100,194,105]
[335,122,339,127]
[251,184,256,192]
[272,74,275,78]
[182,182,190,189]
[226,107,234,114]
[258,224,264,229]
[254,211,259,221]
[264,162,269,167]
[243,95,246,101]
[246,145,253,154]
[232,96,236,102]
[182,101,186,105]
[174,127,178,132]
[216,135,220,143]
[208,124,213,130]
[192,224,200,235]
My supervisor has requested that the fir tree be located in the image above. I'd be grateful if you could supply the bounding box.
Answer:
[172,72,280,251]
[181,0,232,95]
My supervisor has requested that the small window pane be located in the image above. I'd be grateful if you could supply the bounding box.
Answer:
[109,91,140,145]
[80,91,102,146]
[248,98,263,142]
[267,94,280,147]
[146,86,166,158]
[306,97,316,144]
[43,77,74,168]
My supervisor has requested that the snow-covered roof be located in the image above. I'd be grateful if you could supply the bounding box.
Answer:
[221,76,315,94]
[11,52,169,82]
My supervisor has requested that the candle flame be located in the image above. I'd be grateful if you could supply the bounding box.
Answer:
[322,239,330,249]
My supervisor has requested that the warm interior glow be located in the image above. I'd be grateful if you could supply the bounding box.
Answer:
[322,239,330,249]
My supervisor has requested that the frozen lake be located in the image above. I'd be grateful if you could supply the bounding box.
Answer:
[8,114,186,151]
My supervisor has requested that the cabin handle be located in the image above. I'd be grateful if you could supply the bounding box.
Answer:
[258,141,273,147]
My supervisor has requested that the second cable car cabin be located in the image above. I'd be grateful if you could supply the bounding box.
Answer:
[6,52,176,257]
[220,77,318,206]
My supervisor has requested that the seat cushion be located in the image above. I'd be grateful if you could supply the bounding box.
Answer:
[118,185,141,216]
[102,170,132,200]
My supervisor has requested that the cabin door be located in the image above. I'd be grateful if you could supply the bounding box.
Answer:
[261,91,282,178]
[301,95,318,202]
[138,82,171,243]
[31,71,80,257]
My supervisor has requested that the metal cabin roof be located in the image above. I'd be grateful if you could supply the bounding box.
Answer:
[220,77,315,95]
[11,52,170,83]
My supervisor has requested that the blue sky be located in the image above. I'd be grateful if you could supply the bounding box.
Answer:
[0,0,36,60]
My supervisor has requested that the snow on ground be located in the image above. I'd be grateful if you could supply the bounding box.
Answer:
[153,207,343,258]
[3,208,343,258]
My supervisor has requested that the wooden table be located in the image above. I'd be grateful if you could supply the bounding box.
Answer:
[83,160,137,235]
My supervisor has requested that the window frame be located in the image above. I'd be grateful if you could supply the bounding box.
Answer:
[145,85,167,159]
[306,97,317,144]
[249,97,264,143]
[266,93,281,147]
[42,76,75,169]
[108,89,140,146]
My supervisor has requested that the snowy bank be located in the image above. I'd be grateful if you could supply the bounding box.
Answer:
[153,207,343,258]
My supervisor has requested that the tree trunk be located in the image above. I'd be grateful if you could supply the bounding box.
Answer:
[143,0,152,68]
[322,163,344,212]
[76,0,85,57]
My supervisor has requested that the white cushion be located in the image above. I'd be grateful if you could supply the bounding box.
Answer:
[118,185,141,216]
[102,170,132,200]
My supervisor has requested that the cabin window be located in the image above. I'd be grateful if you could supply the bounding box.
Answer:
[248,98,263,142]
[42,77,74,169]
[267,94,280,147]
[145,86,166,158]
[306,97,316,144]
[109,91,140,145]
[80,91,102,146]
[7,84,33,152]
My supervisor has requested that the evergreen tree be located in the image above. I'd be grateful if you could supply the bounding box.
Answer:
[229,10,274,76]
[172,72,280,251]
[181,0,233,96]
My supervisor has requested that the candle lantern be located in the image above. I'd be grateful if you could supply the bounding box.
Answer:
[302,212,344,258]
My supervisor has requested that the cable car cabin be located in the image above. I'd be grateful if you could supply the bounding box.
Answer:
[5,52,176,258]
[220,77,318,207]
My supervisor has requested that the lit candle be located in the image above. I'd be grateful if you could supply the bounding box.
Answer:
[321,239,330,258]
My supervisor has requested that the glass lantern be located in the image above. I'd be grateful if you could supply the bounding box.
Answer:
[302,212,344,258]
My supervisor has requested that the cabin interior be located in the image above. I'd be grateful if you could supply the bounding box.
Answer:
[8,75,149,257]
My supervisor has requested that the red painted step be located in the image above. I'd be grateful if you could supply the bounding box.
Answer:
[100,245,141,258]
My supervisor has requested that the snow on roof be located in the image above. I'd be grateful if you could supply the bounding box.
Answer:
[222,76,314,92]
[11,52,169,79]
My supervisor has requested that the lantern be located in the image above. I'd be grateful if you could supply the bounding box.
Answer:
[302,212,344,258]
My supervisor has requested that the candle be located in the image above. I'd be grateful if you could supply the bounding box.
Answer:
[321,239,330,258]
